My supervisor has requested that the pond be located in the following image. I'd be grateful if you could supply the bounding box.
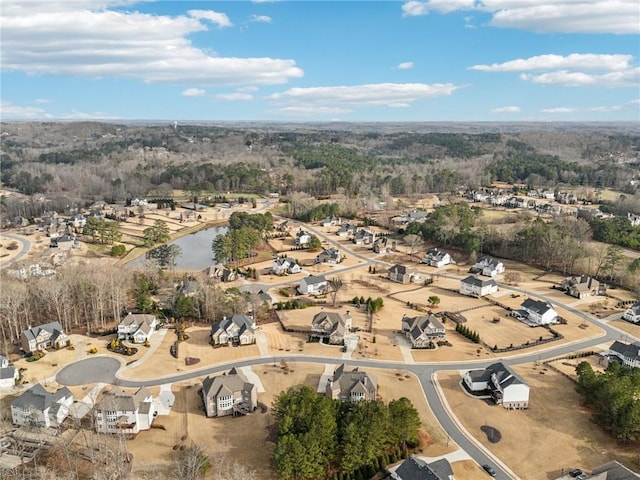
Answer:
[127,225,228,270]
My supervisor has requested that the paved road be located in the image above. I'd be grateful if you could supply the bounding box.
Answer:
[0,233,32,267]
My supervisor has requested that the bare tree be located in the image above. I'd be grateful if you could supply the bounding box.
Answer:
[173,444,210,480]
[403,234,424,261]
[327,277,344,306]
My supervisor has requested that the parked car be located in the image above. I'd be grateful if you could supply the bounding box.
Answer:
[482,464,496,477]
[569,469,583,478]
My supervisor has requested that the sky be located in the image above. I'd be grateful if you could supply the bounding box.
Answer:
[1,0,639,122]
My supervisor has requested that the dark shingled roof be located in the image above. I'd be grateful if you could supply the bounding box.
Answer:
[393,456,451,480]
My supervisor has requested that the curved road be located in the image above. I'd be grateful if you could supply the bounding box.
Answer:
[80,217,638,479]
[0,232,32,267]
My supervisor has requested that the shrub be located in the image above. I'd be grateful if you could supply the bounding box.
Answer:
[89,347,98,354]
[110,244,126,257]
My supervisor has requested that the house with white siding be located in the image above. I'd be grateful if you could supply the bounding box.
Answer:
[94,387,155,434]
[459,275,498,297]
[464,362,530,409]
[622,302,640,324]
[326,364,377,402]
[608,341,640,368]
[298,275,328,296]
[211,314,256,346]
[11,383,74,427]
[118,313,157,344]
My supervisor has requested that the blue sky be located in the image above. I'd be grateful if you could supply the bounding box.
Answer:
[1,0,639,122]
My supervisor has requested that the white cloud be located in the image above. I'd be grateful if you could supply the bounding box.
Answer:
[588,105,623,112]
[401,0,640,34]
[182,88,206,97]
[397,62,415,70]
[540,107,577,113]
[1,2,303,86]
[0,101,50,119]
[213,93,253,101]
[249,15,272,23]
[470,54,633,73]
[630,99,640,104]
[187,9,232,28]
[34,98,51,104]
[491,106,521,113]
[267,106,353,116]
[269,82,460,108]
[237,86,259,92]
[520,68,639,87]
[252,0,276,3]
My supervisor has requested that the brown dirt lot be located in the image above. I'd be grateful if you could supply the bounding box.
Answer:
[610,319,640,339]
[439,367,639,479]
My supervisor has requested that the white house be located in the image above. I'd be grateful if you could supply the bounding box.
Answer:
[472,255,505,277]
[391,456,454,480]
[516,298,559,325]
[272,257,302,275]
[628,212,640,227]
[295,230,312,247]
[622,302,640,324]
[421,248,453,268]
[298,275,328,296]
[117,313,157,344]
[314,248,343,265]
[321,216,341,227]
[0,355,18,388]
[459,275,498,298]
[211,314,256,346]
[12,383,74,427]
[608,341,640,368]
[463,362,530,409]
[94,387,155,434]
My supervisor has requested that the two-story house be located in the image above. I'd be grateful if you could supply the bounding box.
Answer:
[421,248,453,268]
[622,302,640,324]
[401,314,445,349]
[211,314,256,346]
[11,383,74,427]
[608,341,640,368]
[117,313,157,344]
[295,230,311,247]
[336,224,358,238]
[20,322,69,354]
[310,311,352,345]
[201,368,257,418]
[321,216,342,227]
[459,275,499,298]
[464,362,530,409]
[272,257,302,275]
[515,298,558,325]
[560,275,605,299]
[314,248,343,265]
[471,255,505,277]
[0,355,18,388]
[353,229,375,246]
[325,364,377,402]
[298,275,328,296]
[94,387,155,434]
[387,264,421,284]
[208,264,237,282]
[390,456,454,480]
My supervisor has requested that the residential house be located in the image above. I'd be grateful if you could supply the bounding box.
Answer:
[276,220,290,232]
[201,368,257,418]
[208,264,237,282]
[471,256,505,277]
[587,460,640,479]
[459,275,499,298]
[314,248,343,265]
[388,456,454,480]
[131,198,148,207]
[68,214,86,229]
[401,314,445,349]
[421,248,453,268]
[463,362,530,409]
[118,313,157,344]
[20,322,68,354]
[560,275,605,299]
[49,233,77,251]
[256,290,274,309]
[11,383,74,427]
[325,364,377,402]
[608,341,640,368]
[622,302,640,324]
[321,216,342,227]
[310,311,352,345]
[295,230,311,247]
[388,264,421,284]
[353,228,375,245]
[628,212,640,227]
[515,298,559,325]
[94,387,155,434]
[298,275,328,296]
[272,257,302,275]
[211,314,256,346]
[0,355,18,388]
[336,223,358,238]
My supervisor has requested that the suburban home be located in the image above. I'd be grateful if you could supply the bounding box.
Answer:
[629,212,640,227]
[295,230,312,247]
[321,215,342,227]
[211,314,256,346]
[314,247,343,265]
[68,214,86,229]
[325,364,377,402]
[388,456,454,480]
[201,367,257,418]
[459,275,499,298]
[49,233,77,250]
[560,275,605,298]
[276,220,290,232]
[117,313,157,344]
[401,314,445,349]
[471,255,505,277]
[298,275,328,296]
[0,355,18,388]
[463,362,530,409]
[514,298,559,325]
[256,289,274,309]
[353,228,375,245]
[391,210,429,225]
[587,461,640,479]
[336,223,358,238]
[94,387,155,434]
[622,302,640,324]
[208,264,237,282]
[11,383,74,427]
[272,257,302,275]
[387,264,421,284]
[20,322,68,354]
[421,248,453,268]
[310,310,352,345]
[607,340,640,368]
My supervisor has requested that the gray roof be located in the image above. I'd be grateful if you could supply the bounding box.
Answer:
[394,456,450,480]
[627,302,640,315]
[212,314,255,336]
[330,364,376,398]
[22,322,65,342]
[477,255,501,267]
[202,368,255,399]
[609,341,640,362]
[521,298,554,315]
[96,387,151,412]
[12,383,72,411]
[0,367,16,380]
[461,275,497,288]
[590,460,640,479]
[467,362,528,388]
[302,275,327,286]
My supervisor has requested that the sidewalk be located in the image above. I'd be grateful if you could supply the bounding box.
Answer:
[120,328,169,372]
